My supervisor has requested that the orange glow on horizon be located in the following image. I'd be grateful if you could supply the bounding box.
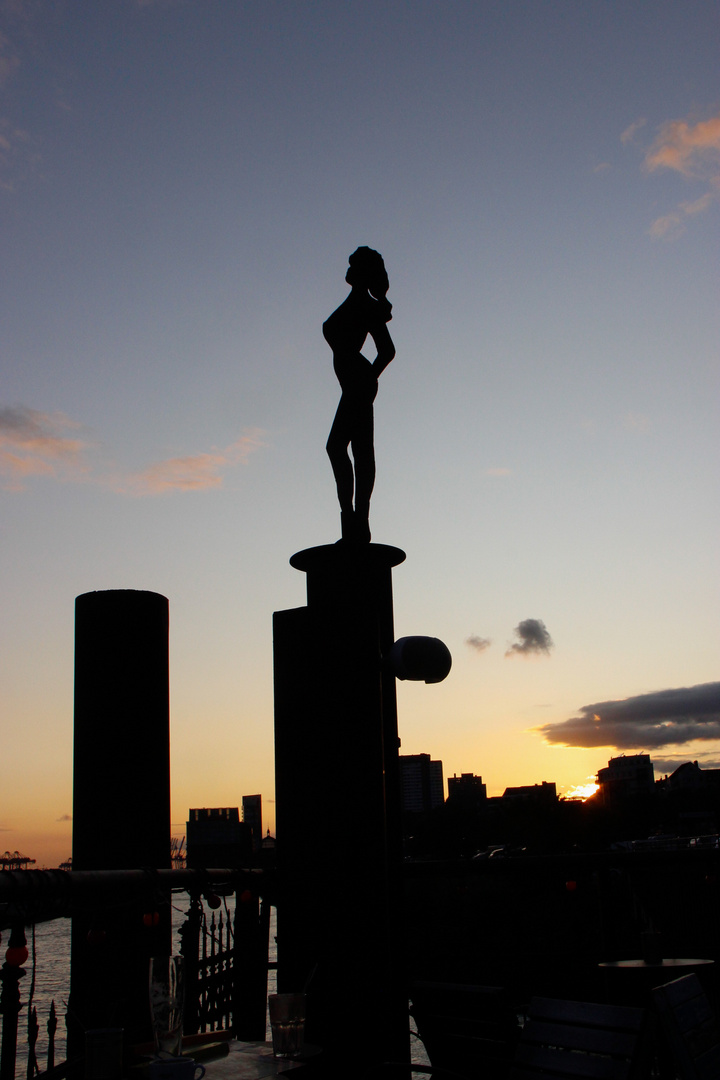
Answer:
[564,780,600,801]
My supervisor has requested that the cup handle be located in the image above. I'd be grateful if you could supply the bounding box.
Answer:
[194,1068,206,1080]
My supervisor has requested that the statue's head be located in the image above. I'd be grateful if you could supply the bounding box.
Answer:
[346,247,389,300]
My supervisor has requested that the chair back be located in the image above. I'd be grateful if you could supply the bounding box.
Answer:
[510,995,652,1079]
[410,981,519,1079]
[652,973,720,1080]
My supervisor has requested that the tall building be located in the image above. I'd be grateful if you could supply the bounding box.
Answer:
[400,754,444,813]
[447,772,487,809]
[596,754,654,804]
[186,807,252,868]
[242,794,263,852]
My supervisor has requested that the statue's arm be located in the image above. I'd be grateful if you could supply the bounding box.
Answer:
[370,321,396,377]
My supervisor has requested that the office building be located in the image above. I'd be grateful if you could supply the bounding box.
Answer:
[447,772,487,809]
[242,794,263,852]
[400,754,444,813]
[186,807,252,868]
[596,755,654,804]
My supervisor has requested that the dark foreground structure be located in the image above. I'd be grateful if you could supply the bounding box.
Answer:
[70,591,172,1059]
[273,543,408,1062]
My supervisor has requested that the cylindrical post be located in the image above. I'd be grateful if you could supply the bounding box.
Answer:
[274,544,408,1064]
[72,590,170,871]
[69,590,171,1069]
[233,891,269,1040]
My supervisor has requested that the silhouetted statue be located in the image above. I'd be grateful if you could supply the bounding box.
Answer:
[324,247,395,543]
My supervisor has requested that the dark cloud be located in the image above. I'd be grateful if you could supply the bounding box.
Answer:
[537,682,720,750]
[505,619,553,658]
[466,634,492,653]
[56,813,72,822]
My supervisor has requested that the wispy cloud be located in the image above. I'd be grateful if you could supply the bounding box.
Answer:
[0,403,266,495]
[645,114,720,178]
[114,431,266,496]
[485,467,512,477]
[647,211,683,240]
[623,412,651,433]
[505,618,553,658]
[648,190,717,240]
[640,110,720,239]
[536,682,720,750]
[0,406,90,490]
[620,118,646,145]
[466,634,492,653]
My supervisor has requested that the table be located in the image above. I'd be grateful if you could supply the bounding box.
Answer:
[598,958,715,1007]
[198,1041,317,1080]
[599,958,715,974]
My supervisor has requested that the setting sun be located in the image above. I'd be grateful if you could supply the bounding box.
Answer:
[564,780,600,801]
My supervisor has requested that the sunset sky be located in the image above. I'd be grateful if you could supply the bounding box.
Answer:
[1,1,718,867]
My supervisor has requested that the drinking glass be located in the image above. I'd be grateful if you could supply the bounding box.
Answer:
[149,956,184,1058]
[268,993,306,1058]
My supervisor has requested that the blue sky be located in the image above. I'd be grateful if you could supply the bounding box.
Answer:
[1,0,718,865]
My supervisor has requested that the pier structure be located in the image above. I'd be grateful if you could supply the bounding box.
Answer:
[273,543,409,1063]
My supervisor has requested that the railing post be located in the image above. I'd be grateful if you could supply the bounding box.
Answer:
[46,1001,57,1074]
[0,926,29,1080]
[208,912,217,1031]
[179,898,202,1036]
[26,1007,38,1080]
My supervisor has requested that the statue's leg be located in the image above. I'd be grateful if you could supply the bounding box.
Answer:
[327,399,355,536]
[351,408,375,543]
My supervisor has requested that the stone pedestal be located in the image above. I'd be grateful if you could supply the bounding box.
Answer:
[273,544,408,1062]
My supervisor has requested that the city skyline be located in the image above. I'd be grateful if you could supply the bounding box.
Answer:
[1,1,718,867]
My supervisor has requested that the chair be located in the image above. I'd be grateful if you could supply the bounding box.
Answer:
[510,996,652,1079]
[409,981,520,1079]
[652,974,720,1080]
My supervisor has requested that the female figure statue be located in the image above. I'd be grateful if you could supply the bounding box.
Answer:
[323,247,395,543]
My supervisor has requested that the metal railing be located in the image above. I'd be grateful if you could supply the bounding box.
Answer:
[0,869,274,1080]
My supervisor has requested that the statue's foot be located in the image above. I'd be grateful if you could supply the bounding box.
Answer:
[338,510,355,543]
[354,516,371,543]
[336,510,371,544]
[354,502,371,543]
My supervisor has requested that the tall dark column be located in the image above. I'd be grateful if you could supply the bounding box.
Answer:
[273,544,408,1063]
[69,590,171,1064]
[72,589,170,871]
